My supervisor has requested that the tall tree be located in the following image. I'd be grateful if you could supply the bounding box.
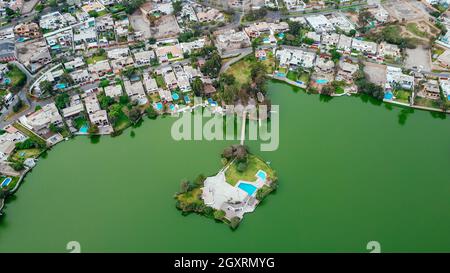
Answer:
[191,77,204,96]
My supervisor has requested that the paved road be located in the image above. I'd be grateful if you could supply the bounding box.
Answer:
[220,47,253,73]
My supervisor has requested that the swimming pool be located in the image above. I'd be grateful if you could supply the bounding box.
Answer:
[155,102,163,111]
[79,125,89,134]
[276,73,286,77]
[207,98,217,106]
[384,92,393,100]
[238,182,257,196]
[1,177,12,188]
[256,170,267,181]
[169,104,175,111]
[184,96,190,103]
[316,79,328,84]
[56,83,66,89]
[172,92,179,100]
[3,78,11,85]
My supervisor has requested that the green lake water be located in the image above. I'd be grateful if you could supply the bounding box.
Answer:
[1,81,450,252]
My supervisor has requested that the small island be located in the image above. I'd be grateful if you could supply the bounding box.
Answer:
[175,145,278,230]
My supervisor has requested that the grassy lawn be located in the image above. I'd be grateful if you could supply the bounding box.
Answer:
[226,59,252,88]
[73,116,88,129]
[86,54,107,65]
[406,23,428,38]
[1,175,20,191]
[225,154,275,186]
[335,85,345,94]
[13,122,47,146]
[113,110,131,132]
[287,70,298,81]
[155,75,166,89]
[394,89,411,103]
[97,10,109,17]
[6,65,26,89]
[414,97,441,108]
[278,67,288,74]
[432,46,445,61]
[176,187,203,206]
[148,93,160,103]
[11,148,42,162]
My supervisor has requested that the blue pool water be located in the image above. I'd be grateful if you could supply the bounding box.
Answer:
[276,73,286,77]
[384,92,394,100]
[256,170,267,181]
[278,33,285,39]
[172,92,179,100]
[447,95,450,100]
[1,177,12,188]
[316,79,328,84]
[155,102,163,110]
[263,37,270,42]
[207,98,217,106]
[3,78,11,85]
[56,83,66,89]
[169,104,175,111]
[79,125,89,134]
[184,96,190,103]
[130,76,140,82]
[238,182,257,196]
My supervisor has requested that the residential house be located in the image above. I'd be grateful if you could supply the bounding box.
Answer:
[377,42,401,59]
[328,14,354,33]
[123,80,147,104]
[163,70,178,89]
[337,34,352,53]
[155,44,183,63]
[64,57,85,71]
[183,65,201,79]
[110,56,134,74]
[19,103,63,134]
[196,8,224,23]
[104,84,123,98]
[276,48,316,69]
[62,103,85,119]
[351,38,378,55]
[29,47,52,72]
[419,79,440,100]
[0,126,27,161]
[283,0,306,11]
[321,33,340,48]
[14,23,41,38]
[336,60,359,83]
[88,60,112,80]
[107,47,129,59]
[385,66,414,91]
[306,15,334,33]
[215,30,251,52]
[180,38,206,54]
[96,14,114,32]
[70,69,91,85]
[143,75,158,94]
[133,50,156,66]
[0,40,16,62]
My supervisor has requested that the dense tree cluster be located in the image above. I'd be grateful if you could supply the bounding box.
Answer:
[243,8,267,22]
